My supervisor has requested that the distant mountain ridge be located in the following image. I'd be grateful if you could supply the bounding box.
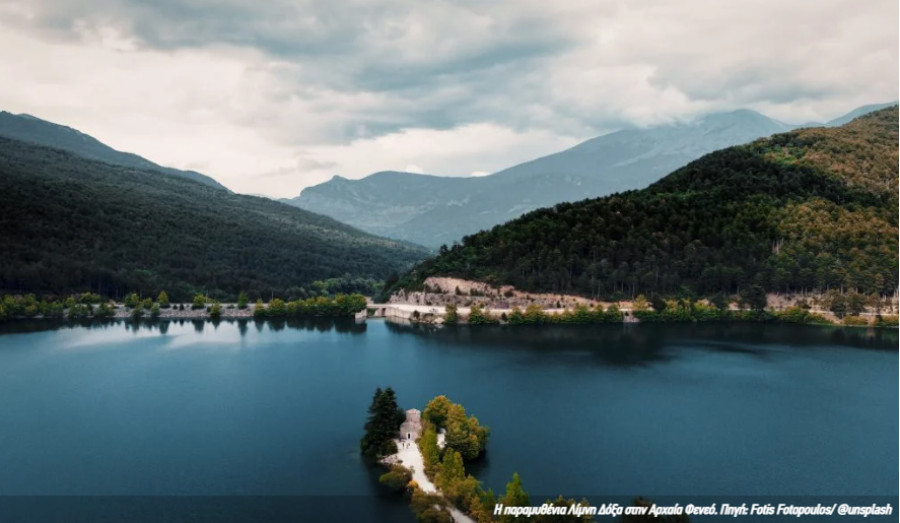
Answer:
[285,103,895,248]
[0,111,227,190]
[390,106,899,300]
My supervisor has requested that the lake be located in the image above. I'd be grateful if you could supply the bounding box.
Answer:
[0,319,896,522]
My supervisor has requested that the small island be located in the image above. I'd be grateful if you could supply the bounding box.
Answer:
[361,388,690,523]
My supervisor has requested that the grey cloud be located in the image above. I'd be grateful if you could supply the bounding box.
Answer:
[5,0,897,144]
[10,0,580,137]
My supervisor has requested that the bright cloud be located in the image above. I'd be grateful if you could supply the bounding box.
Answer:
[0,0,895,197]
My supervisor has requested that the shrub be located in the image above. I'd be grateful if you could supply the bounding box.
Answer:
[96,302,115,318]
[444,304,459,324]
[192,294,206,310]
[253,298,266,318]
[378,465,412,493]
[123,292,140,308]
[875,315,899,327]
[468,303,498,325]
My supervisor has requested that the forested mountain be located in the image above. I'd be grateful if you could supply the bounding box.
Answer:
[0,111,227,190]
[0,137,429,300]
[285,104,891,248]
[391,107,899,300]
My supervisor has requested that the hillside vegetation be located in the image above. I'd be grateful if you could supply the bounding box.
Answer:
[0,111,227,190]
[393,107,898,300]
[0,137,428,300]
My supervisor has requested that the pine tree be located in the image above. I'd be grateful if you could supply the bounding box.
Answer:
[500,473,529,522]
[157,291,170,308]
[360,387,404,459]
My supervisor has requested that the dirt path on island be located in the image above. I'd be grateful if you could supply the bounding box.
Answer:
[388,433,476,523]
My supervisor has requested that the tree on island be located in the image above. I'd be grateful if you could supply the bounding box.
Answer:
[157,291,170,308]
[379,464,412,492]
[424,395,489,461]
[360,387,405,459]
[499,472,530,523]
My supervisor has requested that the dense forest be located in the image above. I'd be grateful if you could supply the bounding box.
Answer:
[392,107,898,300]
[0,137,429,301]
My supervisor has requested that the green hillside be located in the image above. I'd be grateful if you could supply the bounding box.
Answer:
[0,137,429,300]
[0,111,227,190]
[394,107,898,299]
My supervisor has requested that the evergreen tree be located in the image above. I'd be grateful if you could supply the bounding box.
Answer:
[500,473,530,522]
[237,291,248,309]
[740,285,767,312]
[157,291,170,308]
[360,387,405,459]
[436,449,465,492]
[123,292,139,308]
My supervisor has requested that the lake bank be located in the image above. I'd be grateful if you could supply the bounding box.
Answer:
[370,302,899,329]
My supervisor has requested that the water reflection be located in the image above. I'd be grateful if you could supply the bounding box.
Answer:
[385,321,898,366]
[0,317,368,337]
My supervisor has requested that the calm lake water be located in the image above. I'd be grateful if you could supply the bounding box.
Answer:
[0,319,896,522]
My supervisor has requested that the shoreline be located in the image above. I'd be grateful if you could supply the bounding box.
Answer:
[2,299,897,329]
[369,302,899,329]
[2,306,896,329]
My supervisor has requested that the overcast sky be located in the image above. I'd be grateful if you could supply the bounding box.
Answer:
[0,0,896,197]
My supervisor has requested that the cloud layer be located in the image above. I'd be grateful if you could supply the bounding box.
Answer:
[0,0,896,196]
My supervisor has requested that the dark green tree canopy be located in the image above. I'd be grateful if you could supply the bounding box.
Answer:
[0,137,428,301]
[360,387,406,459]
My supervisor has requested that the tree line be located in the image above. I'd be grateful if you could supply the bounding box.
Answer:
[0,290,368,321]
